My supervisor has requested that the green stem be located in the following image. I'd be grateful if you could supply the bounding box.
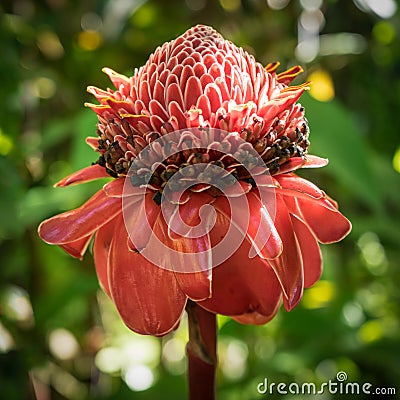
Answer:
[186,300,217,400]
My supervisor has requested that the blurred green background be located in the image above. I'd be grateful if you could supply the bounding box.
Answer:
[1,0,399,399]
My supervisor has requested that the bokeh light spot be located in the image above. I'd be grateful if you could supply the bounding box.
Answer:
[0,129,13,155]
[342,302,365,328]
[77,30,102,51]
[267,0,290,10]
[2,285,34,323]
[95,347,122,374]
[308,70,335,102]
[162,337,186,375]
[81,12,103,31]
[373,21,395,45]
[219,0,241,12]
[0,322,15,353]
[300,0,323,10]
[130,3,157,28]
[33,77,56,99]
[220,338,248,380]
[354,0,397,19]
[124,365,154,391]
[392,147,400,173]
[302,280,336,309]
[37,31,64,59]
[185,0,207,11]
[49,328,80,360]
[358,320,384,343]
[357,232,387,275]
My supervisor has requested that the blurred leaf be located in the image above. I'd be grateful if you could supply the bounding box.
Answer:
[302,94,384,214]
[0,157,26,240]
[18,179,108,229]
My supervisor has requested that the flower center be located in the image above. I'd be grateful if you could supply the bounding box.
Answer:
[94,114,309,182]
[94,120,310,204]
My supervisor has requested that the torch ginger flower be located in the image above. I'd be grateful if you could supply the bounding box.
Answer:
[38,25,351,337]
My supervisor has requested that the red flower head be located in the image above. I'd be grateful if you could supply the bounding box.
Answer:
[39,25,351,336]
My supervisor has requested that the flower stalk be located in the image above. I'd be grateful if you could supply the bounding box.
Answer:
[186,301,217,400]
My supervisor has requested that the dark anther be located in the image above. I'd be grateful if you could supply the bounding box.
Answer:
[126,135,134,146]
[97,155,106,167]
[267,160,280,174]
[161,168,177,181]
[106,168,118,178]
[247,177,256,187]
[153,191,162,205]
[211,160,224,168]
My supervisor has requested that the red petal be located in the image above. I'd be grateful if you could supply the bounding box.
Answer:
[277,65,304,85]
[54,164,109,187]
[166,191,215,239]
[302,155,329,168]
[103,178,125,197]
[86,136,100,150]
[199,213,282,319]
[232,309,279,325]
[38,190,122,244]
[166,82,185,110]
[152,215,212,301]
[93,220,116,296]
[296,196,352,244]
[275,173,325,200]
[109,216,187,336]
[102,67,129,88]
[213,192,282,260]
[290,214,322,288]
[168,101,187,128]
[103,177,147,198]
[124,193,161,251]
[59,234,93,259]
[246,191,282,259]
[268,195,303,310]
[184,76,202,110]
[277,155,328,174]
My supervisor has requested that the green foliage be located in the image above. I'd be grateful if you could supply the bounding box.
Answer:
[1,0,399,399]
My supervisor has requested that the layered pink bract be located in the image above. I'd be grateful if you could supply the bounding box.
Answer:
[38,25,351,336]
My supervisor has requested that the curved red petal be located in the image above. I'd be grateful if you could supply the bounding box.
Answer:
[54,164,109,187]
[232,308,280,325]
[38,190,121,245]
[268,195,303,311]
[277,155,328,174]
[302,155,329,168]
[290,214,322,288]
[246,191,282,259]
[213,192,282,260]
[166,191,215,239]
[199,213,282,318]
[93,220,116,296]
[109,217,187,336]
[103,178,125,197]
[103,177,147,198]
[85,136,99,150]
[124,193,161,251]
[296,196,352,244]
[275,173,325,200]
[153,215,212,301]
[59,234,93,259]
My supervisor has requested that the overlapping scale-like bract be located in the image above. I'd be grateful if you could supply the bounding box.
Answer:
[86,25,310,178]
